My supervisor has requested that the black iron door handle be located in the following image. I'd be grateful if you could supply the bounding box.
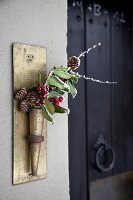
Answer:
[94,135,115,172]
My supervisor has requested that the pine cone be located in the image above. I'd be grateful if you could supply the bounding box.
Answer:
[68,56,80,70]
[26,91,39,106]
[15,88,28,100]
[20,100,30,112]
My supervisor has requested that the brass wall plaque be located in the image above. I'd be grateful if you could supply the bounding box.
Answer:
[13,43,47,184]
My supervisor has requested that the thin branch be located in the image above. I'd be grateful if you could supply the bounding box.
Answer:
[78,43,101,58]
[82,75,117,84]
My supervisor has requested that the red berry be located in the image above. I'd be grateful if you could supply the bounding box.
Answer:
[58,96,63,102]
[41,85,45,89]
[46,85,49,91]
[41,89,45,93]
[35,103,40,107]
[55,101,59,106]
[38,90,42,94]
[49,98,54,102]
[36,87,41,91]
[44,91,48,95]
[54,96,59,101]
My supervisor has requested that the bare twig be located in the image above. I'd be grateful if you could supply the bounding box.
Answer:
[82,75,117,84]
[78,43,101,58]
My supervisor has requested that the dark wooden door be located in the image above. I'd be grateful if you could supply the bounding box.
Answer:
[68,1,133,200]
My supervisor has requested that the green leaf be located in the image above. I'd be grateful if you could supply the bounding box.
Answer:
[61,87,70,92]
[67,80,77,98]
[48,91,63,98]
[29,84,38,90]
[41,105,54,124]
[54,105,70,114]
[53,71,72,79]
[47,75,70,91]
[44,98,55,115]
[53,67,68,72]
[72,77,79,83]
[74,72,81,78]
[38,71,42,83]
[56,90,65,95]
[69,72,81,79]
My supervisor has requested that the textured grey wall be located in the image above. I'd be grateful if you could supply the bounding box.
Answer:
[0,1,69,200]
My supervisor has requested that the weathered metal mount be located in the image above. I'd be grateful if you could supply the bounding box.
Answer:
[13,43,47,184]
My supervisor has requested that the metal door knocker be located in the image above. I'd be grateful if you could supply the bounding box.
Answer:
[94,135,115,172]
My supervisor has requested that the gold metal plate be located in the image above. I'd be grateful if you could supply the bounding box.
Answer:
[13,43,47,184]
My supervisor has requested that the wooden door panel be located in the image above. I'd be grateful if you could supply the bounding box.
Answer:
[85,2,112,181]
[68,0,133,199]
[68,2,89,200]
[111,8,133,174]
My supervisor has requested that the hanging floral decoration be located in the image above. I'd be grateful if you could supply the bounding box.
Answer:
[15,43,116,124]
